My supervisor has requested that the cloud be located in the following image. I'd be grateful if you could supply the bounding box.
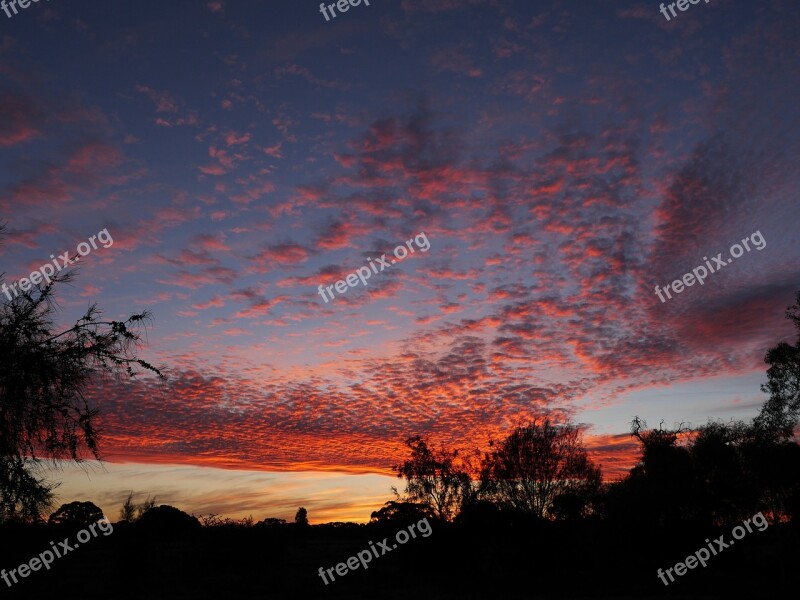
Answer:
[0,90,43,146]
[273,64,350,91]
[134,84,181,113]
[249,243,312,269]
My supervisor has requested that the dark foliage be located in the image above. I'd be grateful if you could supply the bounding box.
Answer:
[136,505,201,533]
[48,500,105,527]
[0,224,163,522]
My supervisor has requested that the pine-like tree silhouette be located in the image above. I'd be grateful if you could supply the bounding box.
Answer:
[0,224,163,523]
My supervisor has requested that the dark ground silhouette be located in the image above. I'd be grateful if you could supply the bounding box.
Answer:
[0,510,796,599]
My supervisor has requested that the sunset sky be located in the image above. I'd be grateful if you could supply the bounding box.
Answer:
[1,0,798,523]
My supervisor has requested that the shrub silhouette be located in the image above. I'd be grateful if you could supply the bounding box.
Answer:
[136,505,200,533]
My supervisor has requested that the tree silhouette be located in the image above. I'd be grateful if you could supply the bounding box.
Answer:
[136,494,156,520]
[755,290,800,440]
[48,500,105,527]
[688,420,757,525]
[294,506,309,527]
[482,419,601,519]
[119,492,137,523]
[0,456,57,524]
[370,500,435,525]
[394,435,471,521]
[118,492,156,523]
[0,224,163,522]
[610,418,696,528]
[256,517,286,527]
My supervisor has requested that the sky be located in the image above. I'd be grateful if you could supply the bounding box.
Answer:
[1,0,799,524]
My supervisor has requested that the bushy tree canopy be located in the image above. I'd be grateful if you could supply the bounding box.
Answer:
[0,224,163,522]
[482,419,601,519]
[48,500,105,527]
[394,435,471,521]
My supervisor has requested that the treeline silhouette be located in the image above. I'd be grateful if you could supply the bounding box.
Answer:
[2,234,799,599]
